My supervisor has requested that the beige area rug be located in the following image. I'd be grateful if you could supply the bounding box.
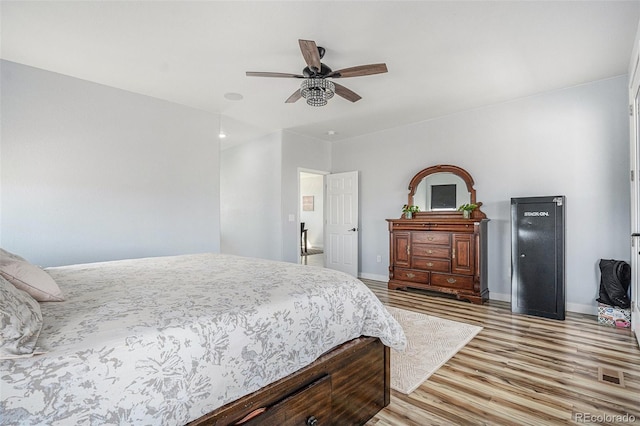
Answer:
[387,306,483,394]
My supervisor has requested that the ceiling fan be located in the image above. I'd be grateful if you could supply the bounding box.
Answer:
[246,39,388,106]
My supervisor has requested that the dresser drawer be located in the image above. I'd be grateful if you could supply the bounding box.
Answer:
[394,268,429,283]
[412,245,450,259]
[431,273,474,290]
[412,257,450,272]
[412,232,450,245]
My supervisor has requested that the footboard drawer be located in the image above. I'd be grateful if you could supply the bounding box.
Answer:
[242,375,331,425]
[189,337,389,426]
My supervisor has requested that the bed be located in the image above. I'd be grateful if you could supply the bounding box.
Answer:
[0,252,406,425]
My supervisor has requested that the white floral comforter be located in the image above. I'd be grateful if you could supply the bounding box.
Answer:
[1,253,405,425]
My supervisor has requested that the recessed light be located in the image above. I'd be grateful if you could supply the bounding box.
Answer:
[327,130,337,136]
[224,92,244,101]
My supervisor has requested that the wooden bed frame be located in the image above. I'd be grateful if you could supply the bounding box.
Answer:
[188,336,390,426]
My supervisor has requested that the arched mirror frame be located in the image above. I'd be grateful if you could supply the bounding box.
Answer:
[407,164,486,219]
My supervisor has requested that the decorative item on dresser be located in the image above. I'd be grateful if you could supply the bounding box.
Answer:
[387,165,489,304]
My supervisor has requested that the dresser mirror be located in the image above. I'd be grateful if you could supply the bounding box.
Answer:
[407,164,485,219]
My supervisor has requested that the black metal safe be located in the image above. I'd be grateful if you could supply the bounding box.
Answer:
[511,196,566,320]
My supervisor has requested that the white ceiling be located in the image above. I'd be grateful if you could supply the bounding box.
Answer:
[2,1,640,147]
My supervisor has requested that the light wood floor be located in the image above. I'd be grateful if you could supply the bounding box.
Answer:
[361,279,640,426]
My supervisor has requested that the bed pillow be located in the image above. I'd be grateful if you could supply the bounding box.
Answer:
[0,248,27,262]
[0,250,64,302]
[0,275,43,359]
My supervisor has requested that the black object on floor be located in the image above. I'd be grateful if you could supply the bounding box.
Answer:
[597,259,631,309]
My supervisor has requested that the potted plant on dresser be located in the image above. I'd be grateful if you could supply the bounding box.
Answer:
[402,204,420,219]
[457,203,478,219]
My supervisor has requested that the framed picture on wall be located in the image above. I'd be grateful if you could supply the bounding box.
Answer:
[303,196,314,211]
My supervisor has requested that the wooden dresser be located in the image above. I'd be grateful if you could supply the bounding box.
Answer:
[388,164,489,304]
[387,216,489,304]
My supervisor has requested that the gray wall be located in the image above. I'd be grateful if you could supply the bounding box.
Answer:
[0,60,221,266]
[220,131,331,263]
[1,60,630,314]
[220,132,283,260]
[281,131,332,263]
[332,76,630,313]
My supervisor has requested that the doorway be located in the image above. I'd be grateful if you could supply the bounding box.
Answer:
[299,170,326,267]
[630,79,640,346]
[629,40,640,346]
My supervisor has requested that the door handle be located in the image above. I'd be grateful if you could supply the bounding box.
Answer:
[631,234,640,254]
[348,227,358,232]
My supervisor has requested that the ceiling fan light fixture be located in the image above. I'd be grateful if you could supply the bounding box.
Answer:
[300,78,335,107]
[246,39,387,105]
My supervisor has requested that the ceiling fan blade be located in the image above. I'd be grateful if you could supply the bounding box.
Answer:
[334,83,362,103]
[327,63,388,78]
[285,89,302,103]
[246,72,304,78]
[298,39,321,71]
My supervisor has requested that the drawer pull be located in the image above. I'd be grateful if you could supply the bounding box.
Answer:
[427,250,433,254]
[426,262,434,267]
[427,236,434,241]
[447,278,457,284]
[307,416,318,426]
[406,273,416,278]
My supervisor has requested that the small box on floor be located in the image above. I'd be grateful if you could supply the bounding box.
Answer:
[597,303,631,328]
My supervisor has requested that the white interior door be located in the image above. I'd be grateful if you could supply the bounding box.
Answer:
[629,45,640,347]
[324,171,358,277]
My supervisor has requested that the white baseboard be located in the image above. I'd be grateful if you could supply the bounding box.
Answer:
[566,302,598,316]
[489,291,511,303]
[358,284,597,316]
[490,292,597,315]
[358,272,388,282]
